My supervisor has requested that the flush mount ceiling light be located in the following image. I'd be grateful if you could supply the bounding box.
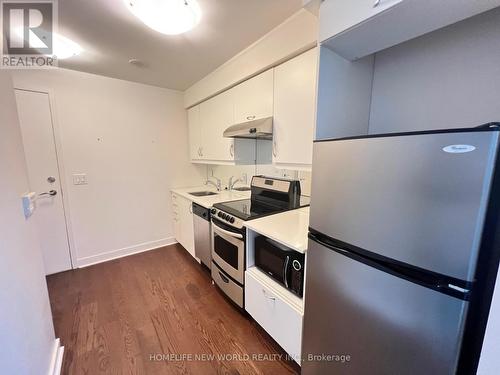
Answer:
[125,0,202,35]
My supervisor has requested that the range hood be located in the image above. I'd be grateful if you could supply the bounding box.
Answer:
[223,117,273,140]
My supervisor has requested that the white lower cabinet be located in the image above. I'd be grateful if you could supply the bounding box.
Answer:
[171,193,195,258]
[245,268,303,364]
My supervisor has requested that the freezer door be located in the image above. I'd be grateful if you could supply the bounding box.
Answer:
[310,131,498,281]
[302,239,468,375]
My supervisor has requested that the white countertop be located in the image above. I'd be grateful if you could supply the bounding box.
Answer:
[171,186,251,208]
[245,207,310,253]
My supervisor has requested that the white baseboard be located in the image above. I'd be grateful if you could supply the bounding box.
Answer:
[76,237,177,268]
[47,338,64,375]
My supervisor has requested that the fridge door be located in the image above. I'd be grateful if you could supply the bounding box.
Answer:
[302,238,468,375]
[310,130,499,282]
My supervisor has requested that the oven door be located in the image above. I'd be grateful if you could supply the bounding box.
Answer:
[211,219,245,284]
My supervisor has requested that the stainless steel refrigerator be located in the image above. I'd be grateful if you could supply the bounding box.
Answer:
[302,128,500,375]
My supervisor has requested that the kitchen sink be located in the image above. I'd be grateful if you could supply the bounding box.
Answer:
[189,191,218,197]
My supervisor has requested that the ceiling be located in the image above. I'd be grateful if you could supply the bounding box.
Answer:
[57,0,304,91]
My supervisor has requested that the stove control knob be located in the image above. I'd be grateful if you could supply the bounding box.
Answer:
[222,213,227,220]
[218,212,223,218]
[225,215,231,222]
[229,217,235,224]
[211,208,216,215]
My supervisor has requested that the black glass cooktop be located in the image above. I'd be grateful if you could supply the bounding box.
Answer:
[214,196,310,221]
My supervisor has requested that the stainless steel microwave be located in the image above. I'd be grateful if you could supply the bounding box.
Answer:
[254,236,305,297]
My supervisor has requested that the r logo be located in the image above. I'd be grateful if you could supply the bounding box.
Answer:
[2,1,53,55]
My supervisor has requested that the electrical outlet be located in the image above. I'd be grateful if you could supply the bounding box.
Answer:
[73,173,88,185]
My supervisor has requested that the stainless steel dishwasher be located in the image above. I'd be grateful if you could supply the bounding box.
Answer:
[192,202,211,269]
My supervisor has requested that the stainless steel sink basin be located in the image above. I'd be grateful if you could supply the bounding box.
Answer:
[232,187,251,191]
[189,191,218,197]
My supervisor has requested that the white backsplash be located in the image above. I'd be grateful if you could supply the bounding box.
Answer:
[205,164,312,196]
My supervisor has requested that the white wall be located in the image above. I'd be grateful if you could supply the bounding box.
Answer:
[369,8,500,134]
[0,71,56,374]
[12,69,205,267]
[184,9,318,108]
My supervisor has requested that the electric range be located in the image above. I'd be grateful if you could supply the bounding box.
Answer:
[209,176,310,308]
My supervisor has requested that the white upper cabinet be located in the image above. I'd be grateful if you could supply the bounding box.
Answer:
[320,0,402,44]
[273,48,318,167]
[320,0,500,60]
[199,90,235,162]
[233,70,274,124]
[187,106,202,160]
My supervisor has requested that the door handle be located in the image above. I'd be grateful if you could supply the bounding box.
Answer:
[283,255,290,288]
[38,190,57,198]
[212,222,243,239]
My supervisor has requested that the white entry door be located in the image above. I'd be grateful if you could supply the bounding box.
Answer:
[15,89,72,275]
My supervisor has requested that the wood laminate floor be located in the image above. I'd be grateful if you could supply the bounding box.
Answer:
[47,244,300,375]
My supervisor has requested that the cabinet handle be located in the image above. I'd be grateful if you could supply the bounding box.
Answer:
[200,147,203,157]
[189,204,193,214]
[272,140,277,158]
[246,115,256,121]
[262,289,276,301]
[230,144,234,157]
[373,0,381,7]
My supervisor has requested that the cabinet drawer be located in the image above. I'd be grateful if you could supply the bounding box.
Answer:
[245,270,303,363]
[213,262,244,308]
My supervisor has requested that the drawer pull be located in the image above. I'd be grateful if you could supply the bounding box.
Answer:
[262,289,276,301]
[219,272,229,283]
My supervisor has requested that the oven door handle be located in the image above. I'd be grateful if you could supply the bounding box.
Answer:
[212,222,243,239]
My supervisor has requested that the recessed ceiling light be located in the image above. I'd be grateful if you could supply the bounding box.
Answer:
[125,0,202,35]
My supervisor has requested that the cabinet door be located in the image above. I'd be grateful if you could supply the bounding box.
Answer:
[172,193,182,243]
[187,106,202,161]
[245,270,303,363]
[180,197,195,257]
[273,48,318,166]
[319,0,403,44]
[233,70,274,124]
[199,90,235,162]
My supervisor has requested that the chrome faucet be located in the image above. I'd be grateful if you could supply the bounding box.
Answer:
[228,176,243,190]
[205,176,222,191]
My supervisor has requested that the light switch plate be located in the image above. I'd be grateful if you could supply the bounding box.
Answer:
[73,173,88,185]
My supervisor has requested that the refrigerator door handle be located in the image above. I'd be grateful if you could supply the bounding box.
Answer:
[308,229,472,301]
